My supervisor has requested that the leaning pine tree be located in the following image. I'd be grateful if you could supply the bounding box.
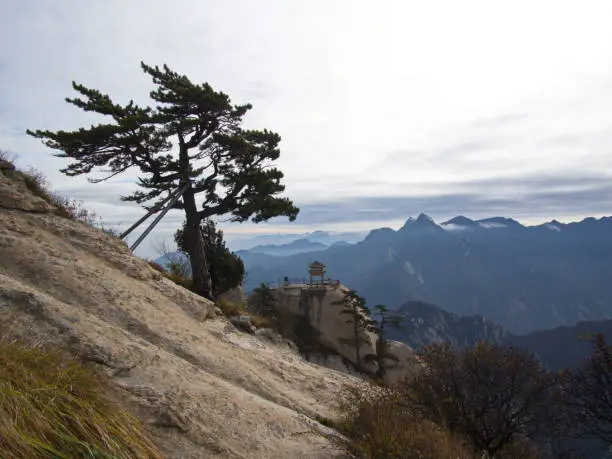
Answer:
[27,62,299,299]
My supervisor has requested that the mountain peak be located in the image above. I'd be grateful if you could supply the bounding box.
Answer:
[415,213,435,224]
[442,215,478,227]
[477,217,523,229]
[365,227,396,242]
[400,214,440,231]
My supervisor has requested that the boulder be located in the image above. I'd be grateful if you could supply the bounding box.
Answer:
[380,340,423,386]
[0,169,55,213]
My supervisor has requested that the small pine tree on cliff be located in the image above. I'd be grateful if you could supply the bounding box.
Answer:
[372,304,404,379]
[333,289,377,371]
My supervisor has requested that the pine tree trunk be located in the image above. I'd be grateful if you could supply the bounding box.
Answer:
[182,188,213,300]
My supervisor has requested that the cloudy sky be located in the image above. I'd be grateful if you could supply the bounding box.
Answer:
[2,0,612,256]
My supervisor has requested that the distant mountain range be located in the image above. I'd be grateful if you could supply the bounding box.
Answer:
[388,300,612,371]
[238,214,612,334]
[227,230,366,251]
[246,238,328,256]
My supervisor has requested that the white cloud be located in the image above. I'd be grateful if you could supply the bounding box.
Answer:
[1,0,612,257]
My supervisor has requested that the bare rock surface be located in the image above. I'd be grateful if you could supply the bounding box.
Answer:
[0,168,363,458]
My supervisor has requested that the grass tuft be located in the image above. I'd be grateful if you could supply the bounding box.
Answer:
[0,340,163,459]
[19,167,100,224]
[0,150,17,170]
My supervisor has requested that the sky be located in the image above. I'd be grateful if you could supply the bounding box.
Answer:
[1,0,612,257]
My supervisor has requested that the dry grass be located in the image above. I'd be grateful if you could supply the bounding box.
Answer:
[250,314,274,329]
[0,150,17,170]
[20,167,101,225]
[0,154,103,227]
[216,297,247,317]
[327,384,477,459]
[147,260,167,273]
[0,340,163,459]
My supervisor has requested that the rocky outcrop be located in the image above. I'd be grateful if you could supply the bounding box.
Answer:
[0,166,365,458]
[380,340,423,385]
[274,283,379,374]
[274,284,420,384]
[0,167,55,213]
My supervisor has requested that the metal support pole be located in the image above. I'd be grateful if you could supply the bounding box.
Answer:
[120,186,183,240]
[129,184,188,252]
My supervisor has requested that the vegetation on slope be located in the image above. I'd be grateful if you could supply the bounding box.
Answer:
[0,340,162,459]
[325,338,612,458]
[0,150,118,235]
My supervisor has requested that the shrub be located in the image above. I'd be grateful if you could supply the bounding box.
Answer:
[216,297,247,317]
[330,384,475,459]
[175,219,245,296]
[0,340,162,458]
[250,314,273,329]
[402,341,558,457]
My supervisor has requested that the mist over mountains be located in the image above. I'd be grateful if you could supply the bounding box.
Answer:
[237,214,612,334]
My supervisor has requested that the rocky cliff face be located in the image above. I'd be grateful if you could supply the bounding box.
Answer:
[273,283,420,383]
[0,166,366,458]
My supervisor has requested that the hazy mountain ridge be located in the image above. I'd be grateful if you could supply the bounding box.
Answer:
[239,238,328,256]
[387,300,508,349]
[227,230,366,251]
[507,318,612,370]
[240,214,612,334]
[387,300,612,371]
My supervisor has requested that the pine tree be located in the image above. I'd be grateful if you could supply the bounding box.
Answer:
[27,62,299,299]
[174,219,244,297]
[332,289,377,371]
[250,283,276,317]
[373,304,404,379]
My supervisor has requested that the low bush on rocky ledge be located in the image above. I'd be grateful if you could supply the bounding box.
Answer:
[0,340,162,458]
